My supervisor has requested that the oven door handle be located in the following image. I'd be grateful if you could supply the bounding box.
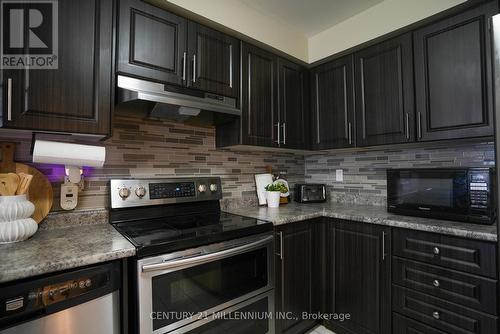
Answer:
[141,235,273,273]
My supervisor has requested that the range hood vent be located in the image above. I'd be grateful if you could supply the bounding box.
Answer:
[116,75,241,124]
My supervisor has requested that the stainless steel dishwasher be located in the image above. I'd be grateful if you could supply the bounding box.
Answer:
[0,262,120,334]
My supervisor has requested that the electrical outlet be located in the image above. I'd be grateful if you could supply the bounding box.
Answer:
[336,169,344,182]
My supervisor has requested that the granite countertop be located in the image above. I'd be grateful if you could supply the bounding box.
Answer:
[224,202,498,242]
[0,223,135,284]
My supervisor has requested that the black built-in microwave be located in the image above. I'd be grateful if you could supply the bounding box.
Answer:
[387,168,496,224]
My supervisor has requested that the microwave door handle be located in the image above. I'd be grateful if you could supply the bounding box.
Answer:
[142,235,273,272]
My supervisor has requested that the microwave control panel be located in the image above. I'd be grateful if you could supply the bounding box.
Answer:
[469,169,491,211]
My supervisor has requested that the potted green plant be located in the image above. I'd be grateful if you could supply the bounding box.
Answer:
[265,183,288,208]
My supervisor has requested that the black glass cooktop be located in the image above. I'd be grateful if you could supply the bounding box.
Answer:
[112,211,272,257]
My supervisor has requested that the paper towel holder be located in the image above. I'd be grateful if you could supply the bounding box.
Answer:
[32,139,106,184]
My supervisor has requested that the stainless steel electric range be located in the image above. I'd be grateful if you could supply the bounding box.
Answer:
[109,177,275,334]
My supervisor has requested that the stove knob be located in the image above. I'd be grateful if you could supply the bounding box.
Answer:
[135,186,146,198]
[210,184,218,192]
[118,187,130,200]
[198,184,207,193]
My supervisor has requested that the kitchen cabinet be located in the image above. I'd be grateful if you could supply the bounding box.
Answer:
[188,22,240,98]
[354,33,414,147]
[1,0,114,135]
[392,228,498,334]
[325,219,391,334]
[311,55,355,149]
[277,58,308,149]
[117,0,187,86]
[118,0,240,99]
[237,42,279,147]
[275,221,317,334]
[413,2,496,141]
[217,43,309,149]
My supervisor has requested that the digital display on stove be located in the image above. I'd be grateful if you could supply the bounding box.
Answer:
[149,182,196,199]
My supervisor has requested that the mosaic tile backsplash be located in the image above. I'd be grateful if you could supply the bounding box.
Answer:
[0,115,305,211]
[305,141,495,206]
[1,114,495,212]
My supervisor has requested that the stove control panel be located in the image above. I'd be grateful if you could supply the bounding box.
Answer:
[110,177,222,208]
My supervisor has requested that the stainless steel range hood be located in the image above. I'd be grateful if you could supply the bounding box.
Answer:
[116,75,241,122]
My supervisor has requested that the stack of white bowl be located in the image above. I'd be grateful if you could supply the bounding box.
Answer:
[0,195,38,243]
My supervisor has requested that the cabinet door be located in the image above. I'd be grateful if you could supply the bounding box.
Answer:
[326,220,391,334]
[355,33,414,146]
[414,2,496,141]
[241,43,278,147]
[1,0,113,135]
[311,55,355,149]
[187,22,239,98]
[275,222,315,334]
[117,0,187,85]
[278,58,308,149]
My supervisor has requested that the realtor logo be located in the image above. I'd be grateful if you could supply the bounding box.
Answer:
[1,0,58,69]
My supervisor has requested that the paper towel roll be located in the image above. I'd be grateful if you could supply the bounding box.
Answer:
[32,140,106,167]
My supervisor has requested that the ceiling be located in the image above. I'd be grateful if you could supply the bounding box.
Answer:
[238,0,384,37]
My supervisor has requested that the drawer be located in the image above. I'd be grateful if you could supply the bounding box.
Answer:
[393,285,498,334]
[393,257,497,315]
[393,313,447,334]
[393,229,497,278]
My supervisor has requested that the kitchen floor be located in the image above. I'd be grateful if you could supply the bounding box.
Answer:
[307,325,335,334]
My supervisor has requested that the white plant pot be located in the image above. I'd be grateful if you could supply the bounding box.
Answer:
[0,195,35,222]
[266,191,281,208]
[0,195,38,243]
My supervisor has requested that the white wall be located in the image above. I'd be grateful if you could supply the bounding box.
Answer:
[168,0,467,63]
[308,0,467,63]
[166,0,309,62]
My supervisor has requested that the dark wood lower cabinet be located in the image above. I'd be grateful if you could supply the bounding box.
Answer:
[393,286,497,334]
[393,313,448,334]
[324,220,391,334]
[275,220,318,334]
[273,219,498,334]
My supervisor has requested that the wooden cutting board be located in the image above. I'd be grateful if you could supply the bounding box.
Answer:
[0,142,53,223]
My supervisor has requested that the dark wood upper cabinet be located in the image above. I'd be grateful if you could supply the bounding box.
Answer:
[278,58,308,149]
[326,220,391,334]
[413,2,496,141]
[275,221,316,334]
[311,55,355,149]
[1,0,113,135]
[117,0,187,85]
[355,33,414,147]
[240,42,278,147]
[187,22,239,98]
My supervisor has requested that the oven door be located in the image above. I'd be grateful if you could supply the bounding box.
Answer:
[387,169,469,217]
[137,233,274,334]
[170,290,275,334]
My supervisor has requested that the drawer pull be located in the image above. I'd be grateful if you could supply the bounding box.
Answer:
[433,247,440,255]
[433,279,440,287]
[432,311,440,320]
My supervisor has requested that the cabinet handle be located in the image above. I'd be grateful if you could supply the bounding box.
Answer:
[182,52,186,81]
[192,55,196,83]
[433,247,440,255]
[274,122,281,144]
[348,122,352,145]
[432,311,440,320]
[433,279,440,287]
[7,78,12,121]
[282,123,286,145]
[276,231,283,260]
[417,112,422,139]
[405,113,409,140]
[382,231,387,261]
